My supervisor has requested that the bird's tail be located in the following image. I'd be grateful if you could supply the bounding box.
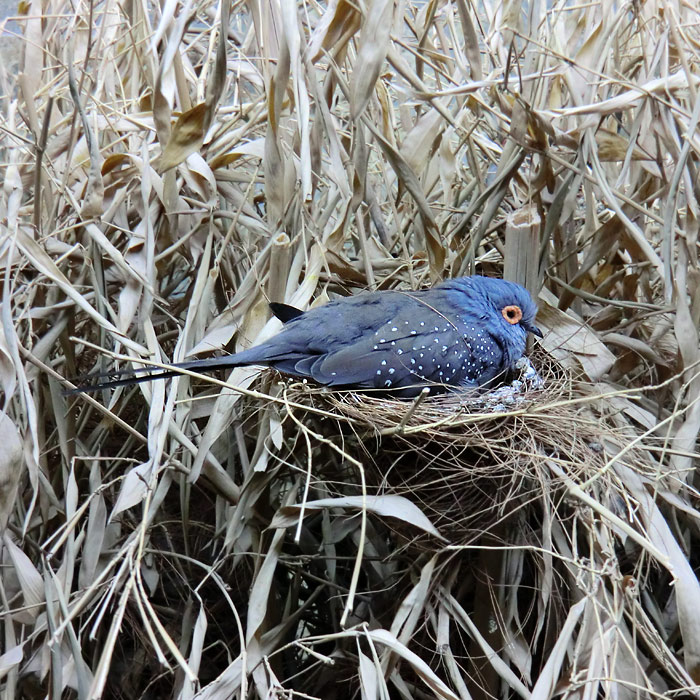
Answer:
[64,346,271,395]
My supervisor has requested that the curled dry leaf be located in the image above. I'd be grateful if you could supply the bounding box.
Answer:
[271,495,444,539]
[159,103,208,172]
[536,301,615,380]
[351,0,393,119]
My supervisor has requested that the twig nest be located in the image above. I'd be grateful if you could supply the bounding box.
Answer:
[281,351,660,542]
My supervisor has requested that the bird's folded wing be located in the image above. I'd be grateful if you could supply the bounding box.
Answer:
[304,349,384,386]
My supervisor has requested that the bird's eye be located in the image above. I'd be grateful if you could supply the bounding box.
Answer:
[502,305,522,324]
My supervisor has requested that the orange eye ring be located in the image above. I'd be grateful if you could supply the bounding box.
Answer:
[502,305,523,324]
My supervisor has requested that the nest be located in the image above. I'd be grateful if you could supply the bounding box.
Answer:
[279,350,659,544]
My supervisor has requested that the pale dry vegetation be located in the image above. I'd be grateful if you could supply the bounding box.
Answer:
[1,0,700,698]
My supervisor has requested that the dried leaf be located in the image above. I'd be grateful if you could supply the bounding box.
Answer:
[0,644,23,681]
[358,651,379,700]
[351,0,393,118]
[272,495,444,539]
[110,463,152,518]
[364,629,459,700]
[536,300,615,380]
[159,103,208,172]
[3,534,44,622]
[0,413,22,534]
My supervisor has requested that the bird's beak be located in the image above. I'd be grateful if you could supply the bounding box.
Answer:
[526,322,543,338]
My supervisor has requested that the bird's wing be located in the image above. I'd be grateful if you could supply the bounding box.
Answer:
[303,326,467,389]
[306,347,397,387]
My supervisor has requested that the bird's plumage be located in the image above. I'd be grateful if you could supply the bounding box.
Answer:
[70,276,541,397]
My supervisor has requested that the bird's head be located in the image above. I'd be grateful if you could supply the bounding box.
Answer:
[484,277,541,338]
[474,276,542,370]
[451,276,542,340]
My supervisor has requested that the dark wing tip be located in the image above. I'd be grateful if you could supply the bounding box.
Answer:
[269,302,305,323]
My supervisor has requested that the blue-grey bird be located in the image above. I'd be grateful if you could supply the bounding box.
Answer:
[70,276,542,397]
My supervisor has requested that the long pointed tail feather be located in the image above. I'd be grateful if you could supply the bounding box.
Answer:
[63,352,265,395]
